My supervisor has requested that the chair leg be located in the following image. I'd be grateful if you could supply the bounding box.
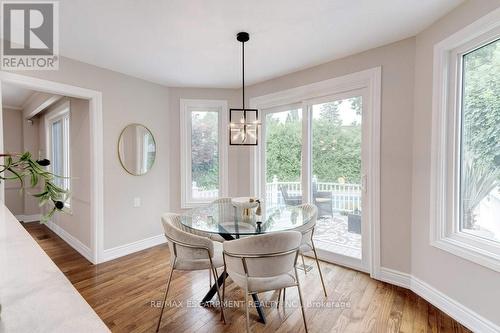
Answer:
[294,267,308,333]
[276,289,282,308]
[312,244,327,297]
[301,254,307,275]
[244,283,250,333]
[209,268,212,288]
[282,288,286,310]
[222,270,226,308]
[156,263,175,333]
[211,265,226,324]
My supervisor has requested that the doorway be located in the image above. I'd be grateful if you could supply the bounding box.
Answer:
[253,68,380,273]
[0,72,104,264]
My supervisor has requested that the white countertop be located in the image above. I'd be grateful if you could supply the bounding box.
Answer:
[0,204,110,333]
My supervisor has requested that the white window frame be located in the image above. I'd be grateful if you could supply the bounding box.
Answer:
[430,8,500,272]
[180,99,228,208]
[45,100,71,210]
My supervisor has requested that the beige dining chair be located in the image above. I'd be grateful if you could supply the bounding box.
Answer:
[212,197,232,204]
[156,213,225,332]
[222,231,307,333]
[294,203,327,297]
[208,197,234,243]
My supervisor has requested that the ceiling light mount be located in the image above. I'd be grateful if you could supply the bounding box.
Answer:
[236,31,250,43]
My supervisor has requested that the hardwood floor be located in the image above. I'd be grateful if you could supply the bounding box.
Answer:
[23,222,471,333]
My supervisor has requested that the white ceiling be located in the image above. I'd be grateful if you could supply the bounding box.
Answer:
[2,84,35,109]
[59,0,463,88]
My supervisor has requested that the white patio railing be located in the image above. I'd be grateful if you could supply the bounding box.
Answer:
[192,177,362,213]
[265,176,362,212]
[192,181,218,199]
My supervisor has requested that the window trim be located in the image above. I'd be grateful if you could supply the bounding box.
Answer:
[430,9,500,272]
[180,99,228,208]
[45,100,71,211]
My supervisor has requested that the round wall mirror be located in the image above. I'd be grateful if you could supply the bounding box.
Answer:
[118,124,156,176]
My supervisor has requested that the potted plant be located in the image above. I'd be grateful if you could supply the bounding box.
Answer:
[0,152,68,222]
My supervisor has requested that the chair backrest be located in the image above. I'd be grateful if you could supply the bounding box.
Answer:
[279,186,289,200]
[293,204,317,246]
[161,213,214,260]
[212,197,232,204]
[211,197,236,222]
[223,231,301,278]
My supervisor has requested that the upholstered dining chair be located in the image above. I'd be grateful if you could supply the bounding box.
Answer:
[156,213,225,332]
[208,197,234,243]
[222,231,308,333]
[294,203,327,297]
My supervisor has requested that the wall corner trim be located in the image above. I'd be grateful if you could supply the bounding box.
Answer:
[378,267,412,288]
[46,220,95,263]
[101,234,166,263]
[377,267,500,333]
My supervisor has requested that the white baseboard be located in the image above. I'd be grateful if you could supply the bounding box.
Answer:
[101,234,166,262]
[16,214,42,223]
[411,276,500,333]
[375,267,500,333]
[378,267,411,288]
[46,220,95,263]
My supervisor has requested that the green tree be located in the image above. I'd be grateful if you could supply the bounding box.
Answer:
[191,112,219,190]
[265,112,302,182]
[312,100,361,183]
[264,99,362,185]
[462,40,500,173]
[461,39,500,228]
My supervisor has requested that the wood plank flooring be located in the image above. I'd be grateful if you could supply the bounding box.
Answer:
[23,222,472,333]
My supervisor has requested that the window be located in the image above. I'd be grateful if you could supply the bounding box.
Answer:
[431,15,500,271]
[46,101,71,208]
[460,39,500,243]
[180,99,228,208]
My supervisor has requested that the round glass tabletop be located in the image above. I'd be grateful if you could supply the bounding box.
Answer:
[180,201,314,236]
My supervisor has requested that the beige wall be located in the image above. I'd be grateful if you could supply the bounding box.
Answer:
[22,116,41,215]
[412,0,500,325]
[2,57,250,251]
[244,37,416,273]
[7,56,171,249]
[37,98,92,247]
[2,107,24,215]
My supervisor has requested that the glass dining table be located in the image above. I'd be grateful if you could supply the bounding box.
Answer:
[179,201,315,324]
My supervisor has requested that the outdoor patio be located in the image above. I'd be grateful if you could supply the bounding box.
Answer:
[266,180,363,259]
[314,215,362,259]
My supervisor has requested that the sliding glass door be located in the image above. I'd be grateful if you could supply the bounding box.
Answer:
[260,90,369,271]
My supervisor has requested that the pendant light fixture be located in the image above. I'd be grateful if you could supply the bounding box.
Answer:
[229,32,259,145]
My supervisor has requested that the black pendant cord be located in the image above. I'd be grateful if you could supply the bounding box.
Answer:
[242,38,247,141]
[242,40,246,114]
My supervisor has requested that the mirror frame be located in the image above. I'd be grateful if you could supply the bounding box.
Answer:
[117,123,157,176]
